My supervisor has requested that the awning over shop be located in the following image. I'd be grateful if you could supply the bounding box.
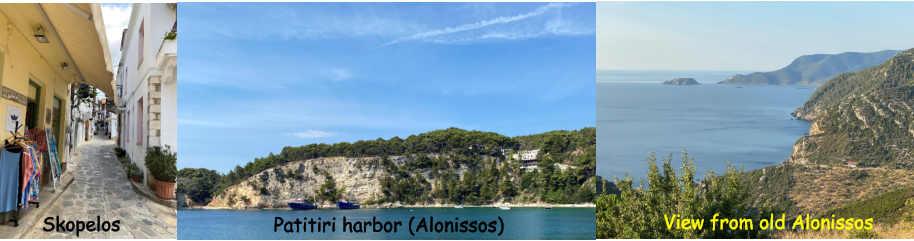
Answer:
[36,3,115,99]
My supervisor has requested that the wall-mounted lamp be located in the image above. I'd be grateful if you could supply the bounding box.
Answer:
[34,25,49,43]
[61,63,69,70]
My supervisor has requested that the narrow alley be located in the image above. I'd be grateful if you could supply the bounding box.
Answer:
[22,134,176,239]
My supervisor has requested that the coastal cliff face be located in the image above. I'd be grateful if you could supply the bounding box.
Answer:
[207,156,401,208]
[785,86,914,167]
[662,78,699,85]
[206,155,493,209]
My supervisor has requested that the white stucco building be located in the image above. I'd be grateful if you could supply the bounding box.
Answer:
[512,150,539,161]
[512,150,540,171]
[69,97,95,149]
[116,3,177,189]
[107,112,117,140]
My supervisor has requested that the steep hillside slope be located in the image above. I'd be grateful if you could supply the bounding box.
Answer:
[786,86,914,168]
[793,48,914,120]
[740,164,914,219]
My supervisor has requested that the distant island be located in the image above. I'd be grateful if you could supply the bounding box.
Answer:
[662,78,699,85]
[718,50,901,85]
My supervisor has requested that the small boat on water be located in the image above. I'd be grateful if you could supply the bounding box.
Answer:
[736,86,744,88]
[545,206,552,210]
[337,198,360,209]
[499,206,511,210]
[454,205,464,209]
[287,197,318,210]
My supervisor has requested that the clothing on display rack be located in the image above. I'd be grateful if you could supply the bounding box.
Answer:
[45,128,61,182]
[26,128,47,153]
[0,147,20,213]
[22,144,40,206]
[1,133,41,226]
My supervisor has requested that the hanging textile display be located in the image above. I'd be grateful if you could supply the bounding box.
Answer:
[45,128,61,184]
[26,128,47,153]
[1,131,41,226]
[23,144,41,204]
[0,147,20,213]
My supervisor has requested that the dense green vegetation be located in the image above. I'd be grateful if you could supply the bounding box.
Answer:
[595,175,620,196]
[377,127,597,205]
[817,189,914,224]
[512,128,597,153]
[794,48,914,120]
[597,151,774,238]
[719,50,901,85]
[314,170,346,201]
[907,198,914,223]
[176,168,223,204]
[178,127,596,205]
[796,86,914,167]
[738,165,801,217]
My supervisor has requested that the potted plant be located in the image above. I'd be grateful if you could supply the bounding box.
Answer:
[115,147,126,157]
[120,155,131,166]
[164,24,176,40]
[145,145,177,199]
[164,30,176,40]
[128,163,143,182]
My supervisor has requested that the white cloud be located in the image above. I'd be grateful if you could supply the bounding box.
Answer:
[186,3,591,46]
[329,68,353,81]
[289,130,339,138]
[101,4,132,73]
[186,3,420,41]
[178,119,239,128]
[382,2,582,46]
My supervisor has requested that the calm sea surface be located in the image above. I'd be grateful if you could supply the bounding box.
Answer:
[178,207,595,240]
[597,70,815,182]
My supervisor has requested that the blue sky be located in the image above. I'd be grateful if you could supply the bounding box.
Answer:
[178,3,596,173]
[101,3,133,86]
[597,1,914,71]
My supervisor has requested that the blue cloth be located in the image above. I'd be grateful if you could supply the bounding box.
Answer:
[0,148,21,213]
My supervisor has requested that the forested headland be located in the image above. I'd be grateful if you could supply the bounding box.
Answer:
[178,127,596,207]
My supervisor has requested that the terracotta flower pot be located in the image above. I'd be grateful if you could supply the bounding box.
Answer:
[132,176,141,182]
[156,179,176,199]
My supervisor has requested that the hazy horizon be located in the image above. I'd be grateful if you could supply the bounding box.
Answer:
[597,1,914,71]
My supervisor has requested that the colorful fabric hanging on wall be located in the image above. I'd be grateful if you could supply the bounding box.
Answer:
[26,128,48,152]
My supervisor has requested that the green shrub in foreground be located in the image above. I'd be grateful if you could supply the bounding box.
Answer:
[597,150,774,238]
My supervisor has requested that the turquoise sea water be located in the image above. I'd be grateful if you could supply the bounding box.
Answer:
[597,70,816,181]
[177,207,595,240]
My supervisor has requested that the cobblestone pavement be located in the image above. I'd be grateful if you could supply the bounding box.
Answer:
[23,134,177,239]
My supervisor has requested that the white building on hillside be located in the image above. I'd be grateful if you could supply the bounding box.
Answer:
[116,3,177,189]
[512,150,540,171]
